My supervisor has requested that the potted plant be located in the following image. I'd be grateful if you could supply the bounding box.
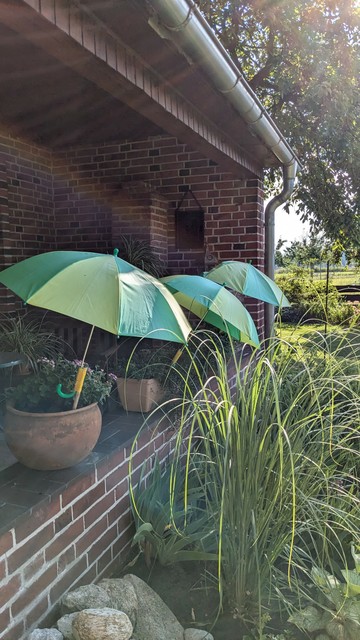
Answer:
[4,356,117,470]
[0,312,64,373]
[117,235,166,277]
[115,348,168,412]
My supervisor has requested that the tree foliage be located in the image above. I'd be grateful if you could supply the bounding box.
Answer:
[281,234,327,268]
[196,1,360,250]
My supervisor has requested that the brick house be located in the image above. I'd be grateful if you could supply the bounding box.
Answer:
[0,2,299,637]
[0,0,299,337]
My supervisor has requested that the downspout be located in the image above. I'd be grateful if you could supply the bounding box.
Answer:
[264,161,298,338]
[147,0,300,335]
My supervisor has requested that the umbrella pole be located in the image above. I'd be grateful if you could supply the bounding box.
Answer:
[80,324,96,366]
[72,325,95,409]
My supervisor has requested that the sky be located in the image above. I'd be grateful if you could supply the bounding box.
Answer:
[274,204,310,247]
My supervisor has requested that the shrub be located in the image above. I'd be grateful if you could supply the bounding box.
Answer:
[130,325,360,638]
[0,312,64,372]
[276,268,356,324]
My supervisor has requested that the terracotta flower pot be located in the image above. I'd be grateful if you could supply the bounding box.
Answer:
[4,402,102,470]
[116,377,164,412]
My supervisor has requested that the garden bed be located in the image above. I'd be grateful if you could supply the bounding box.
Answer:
[114,554,305,639]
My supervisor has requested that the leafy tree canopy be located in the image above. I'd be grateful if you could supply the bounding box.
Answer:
[196,1,360,251]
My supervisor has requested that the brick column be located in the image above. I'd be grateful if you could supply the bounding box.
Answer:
[0,159,15,312]
[111,181,168,264]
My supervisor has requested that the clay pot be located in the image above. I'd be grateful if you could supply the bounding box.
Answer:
[116,377,164,412]
[4,402,102,470]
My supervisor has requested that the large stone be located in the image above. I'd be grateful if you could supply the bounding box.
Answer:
[123,574,184,640]
[184,629,214,640]
[61,584,111,614]
[98,578,138,626]
[57,613,79,639]
[28,631,63,640]
[72,608,133,640]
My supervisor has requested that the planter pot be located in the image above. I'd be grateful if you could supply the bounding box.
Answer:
[116,377,164,412]
[4,402,102,470]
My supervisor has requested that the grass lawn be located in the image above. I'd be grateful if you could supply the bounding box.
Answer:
[276,321,325,343]
[276,321,360,359]
[312,268,360,285]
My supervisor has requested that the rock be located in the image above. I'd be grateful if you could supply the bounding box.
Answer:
[57,613,79,639]
[98,578,138,626]
[72,608,133,640]
[61,584,111,614]
[123,574,184,640]
[184,630,214,640]
[28,631,63,640]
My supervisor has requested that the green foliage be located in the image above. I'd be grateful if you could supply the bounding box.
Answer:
[116,346,176,381]
[281,234,328,269]
[276,267,357,323]
[130,460,217,567]
[9,355,116,412]
[196,0,360,250]
[117,331,232,399]
[0,313,64,372]
[117,235,166,277]
[287,544,360,639]
[130,325,360,637]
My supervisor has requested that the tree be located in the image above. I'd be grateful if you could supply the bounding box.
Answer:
[196,1,360,252]
[282,234,327,271]
[275,238,286,267]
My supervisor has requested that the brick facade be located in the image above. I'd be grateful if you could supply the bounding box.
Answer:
[0,131,54,311]
[0,420,176,640]
[0,130,265,335]
[0,352,245,640]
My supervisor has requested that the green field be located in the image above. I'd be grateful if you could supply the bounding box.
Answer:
[313,269,360,285]
[276,266,360,286]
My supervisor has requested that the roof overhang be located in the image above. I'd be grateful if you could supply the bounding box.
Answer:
[0,0,299,178]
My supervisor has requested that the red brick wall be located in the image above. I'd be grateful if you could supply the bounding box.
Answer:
[0,130,265,335]
[0,423,176,640]
[52,146,112,252]
[53,137,264,273]
[0,131,55,311]
[52,137,265,334]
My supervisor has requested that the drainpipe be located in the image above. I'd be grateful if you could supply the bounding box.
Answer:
[147,0,300,335]
[264,161,298,338]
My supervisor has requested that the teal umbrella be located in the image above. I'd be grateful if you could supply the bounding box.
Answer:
[161,274,260,348]
[0,250,192,407]
[204,261,291,307]
[0,250,191,343]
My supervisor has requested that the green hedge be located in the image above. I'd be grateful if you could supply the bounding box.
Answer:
[276,267,357,324]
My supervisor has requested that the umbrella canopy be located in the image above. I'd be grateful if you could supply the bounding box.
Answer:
[161,274,260,348]
[0,250,191,343]
[204,261,291,307]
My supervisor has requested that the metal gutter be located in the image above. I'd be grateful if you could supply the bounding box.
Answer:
[147,0,300,169]
[146,0,301,336]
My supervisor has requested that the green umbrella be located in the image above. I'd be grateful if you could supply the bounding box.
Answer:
[204,261,291,307]
[0,250,192,406]
[0,250,191,342]
[161,274,260,348]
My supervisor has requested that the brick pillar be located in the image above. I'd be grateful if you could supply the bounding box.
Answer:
[111,181,168,264]
[0,160,15,312]
[204,175,265,339]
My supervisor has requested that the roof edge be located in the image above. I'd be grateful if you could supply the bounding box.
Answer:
[146,0,301,171]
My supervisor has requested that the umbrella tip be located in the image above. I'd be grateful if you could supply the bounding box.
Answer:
[113,248,119,257]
